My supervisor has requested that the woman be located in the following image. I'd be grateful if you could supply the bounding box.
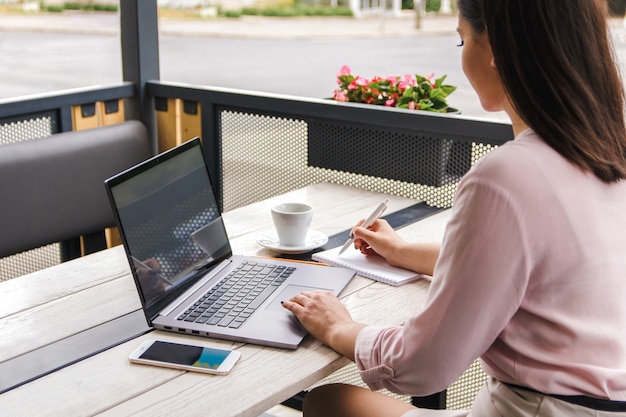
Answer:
[282,0,626,416]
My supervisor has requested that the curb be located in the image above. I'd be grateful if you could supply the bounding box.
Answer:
[0,11,458,39]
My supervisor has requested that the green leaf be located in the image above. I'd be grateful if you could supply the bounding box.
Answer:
[431,97,448,109]
[377,84,393,93]
[419,81,432,94]
[441,85,457,95]
[415,74,427,83]
[434,74,447,88]
[419,98,433,110]
[430,89,445,100]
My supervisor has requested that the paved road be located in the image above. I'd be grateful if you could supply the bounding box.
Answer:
[2,12,626,122]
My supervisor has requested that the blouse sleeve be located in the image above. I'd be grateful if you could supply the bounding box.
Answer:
[354,168,532,395]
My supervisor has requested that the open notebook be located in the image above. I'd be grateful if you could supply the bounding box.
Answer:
[312,246,428,287]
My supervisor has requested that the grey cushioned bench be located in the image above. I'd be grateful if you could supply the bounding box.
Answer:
[0,120,152,258]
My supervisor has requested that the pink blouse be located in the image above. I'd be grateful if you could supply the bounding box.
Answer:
[355,129,626,400]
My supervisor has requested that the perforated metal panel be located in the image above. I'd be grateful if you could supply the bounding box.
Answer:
[220,110,498,211]
[308,122,471,187]
[220,111,311,212]
[0,245,61,283]
[0,112,56,145]
[308,359,488,411]
[308,362,412,404]
[0,113,60,281]
[446,359,489,410]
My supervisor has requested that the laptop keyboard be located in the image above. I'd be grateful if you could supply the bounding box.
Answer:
[177,261,296,329]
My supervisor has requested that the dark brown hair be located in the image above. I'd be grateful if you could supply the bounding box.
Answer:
[458,0,626,183]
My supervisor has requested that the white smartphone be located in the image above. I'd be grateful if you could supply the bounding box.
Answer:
[129,340,241,375]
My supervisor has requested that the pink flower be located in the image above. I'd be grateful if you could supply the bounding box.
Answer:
[397,74,415,92]
[337,65,351,77]
[397,81,411,91]
[408,101,416,110]
[355,76,369,87]
[385,99,395,107]
[425,72,436,87]
[334,91,348,102]
[401,74,415,85]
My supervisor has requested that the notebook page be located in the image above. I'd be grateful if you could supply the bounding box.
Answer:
[312,246,427,287]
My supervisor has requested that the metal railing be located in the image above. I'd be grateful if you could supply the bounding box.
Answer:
[147,81,513,213]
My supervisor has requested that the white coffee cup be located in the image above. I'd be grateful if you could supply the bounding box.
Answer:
[271,202,313,247]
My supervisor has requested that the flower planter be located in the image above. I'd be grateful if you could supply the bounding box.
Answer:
[333,66,457,113]
[317,66,466,187]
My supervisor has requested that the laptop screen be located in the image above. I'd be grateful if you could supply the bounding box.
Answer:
[106,139,231,317]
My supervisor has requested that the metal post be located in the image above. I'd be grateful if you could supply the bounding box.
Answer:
[120,0,160,154]
[414,0,423,29]
[391,0,401,17]
[350,0,361,17]
[441,0,452,14]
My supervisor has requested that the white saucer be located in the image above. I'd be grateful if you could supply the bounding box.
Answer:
[256,229,328,254]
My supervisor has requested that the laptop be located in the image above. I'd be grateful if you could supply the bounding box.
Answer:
[105,137,355,349]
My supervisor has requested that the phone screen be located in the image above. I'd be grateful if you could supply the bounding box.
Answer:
[139,341,231,370]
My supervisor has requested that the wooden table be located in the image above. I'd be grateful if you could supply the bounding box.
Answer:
[0,183,451,417]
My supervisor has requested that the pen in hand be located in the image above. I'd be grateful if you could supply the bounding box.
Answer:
[338,198,389,255]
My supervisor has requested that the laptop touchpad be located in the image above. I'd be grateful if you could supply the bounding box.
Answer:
[266,285,329,311]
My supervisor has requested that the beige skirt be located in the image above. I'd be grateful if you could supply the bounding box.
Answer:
[401,378,626,417]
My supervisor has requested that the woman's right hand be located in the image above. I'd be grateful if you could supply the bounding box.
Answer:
[352,219,405,263]
[352,219,441,276]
